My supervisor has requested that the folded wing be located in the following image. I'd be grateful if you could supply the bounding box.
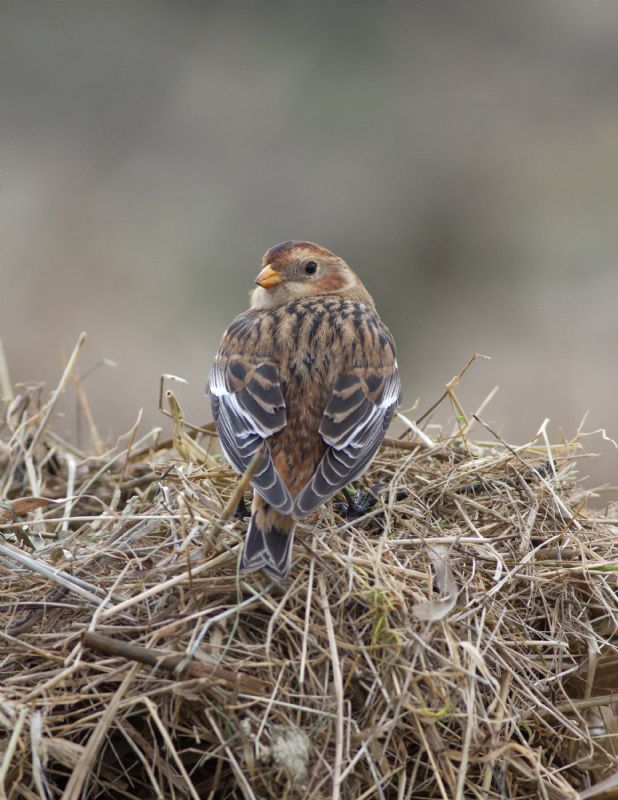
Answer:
[208,356,293,514]
[293,364,401,517]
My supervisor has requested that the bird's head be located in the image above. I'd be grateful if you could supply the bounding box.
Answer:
[250,241,374,310]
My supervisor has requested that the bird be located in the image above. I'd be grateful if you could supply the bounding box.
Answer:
[207,241,401,581]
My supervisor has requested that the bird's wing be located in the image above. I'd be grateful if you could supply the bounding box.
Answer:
[208,355,293,514]
[293,362,401,517]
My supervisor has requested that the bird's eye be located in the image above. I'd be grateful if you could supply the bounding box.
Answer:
[304,261,318,275]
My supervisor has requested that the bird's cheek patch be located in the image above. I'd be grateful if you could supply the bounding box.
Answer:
[313,273,349,293]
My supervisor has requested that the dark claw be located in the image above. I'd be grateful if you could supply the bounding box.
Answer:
[334,484,411,521]
[46,451,62,476]
[335,484,383,519]
[234,495,250,520]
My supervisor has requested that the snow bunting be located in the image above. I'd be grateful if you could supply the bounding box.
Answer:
[208,241,401,580]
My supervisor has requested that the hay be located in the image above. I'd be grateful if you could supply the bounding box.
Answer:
[1,339,618,800]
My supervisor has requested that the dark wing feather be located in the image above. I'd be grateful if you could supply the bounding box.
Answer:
[293,365,401,517]
[208,357,293,514]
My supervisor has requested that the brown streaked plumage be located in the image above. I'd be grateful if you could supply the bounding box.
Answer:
[208,241,401,580]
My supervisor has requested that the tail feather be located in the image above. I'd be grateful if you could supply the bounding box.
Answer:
[241,509,296,581]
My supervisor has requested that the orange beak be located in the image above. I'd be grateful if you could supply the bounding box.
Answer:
[255,264,283,289]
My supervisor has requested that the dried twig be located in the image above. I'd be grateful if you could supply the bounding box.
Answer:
[82,631,268,694]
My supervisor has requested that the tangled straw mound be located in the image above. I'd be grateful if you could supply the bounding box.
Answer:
[1,348,618,799]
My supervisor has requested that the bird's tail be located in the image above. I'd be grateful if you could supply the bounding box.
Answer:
[241,505,296,581]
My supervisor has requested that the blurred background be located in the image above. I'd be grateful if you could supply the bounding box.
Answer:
[2,1,617,494]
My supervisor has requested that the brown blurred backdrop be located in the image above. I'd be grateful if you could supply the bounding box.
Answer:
[2,1,617,493]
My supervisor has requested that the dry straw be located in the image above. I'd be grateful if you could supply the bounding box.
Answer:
[1,337,618,799]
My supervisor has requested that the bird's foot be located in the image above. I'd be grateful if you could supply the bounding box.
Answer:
[234,495,250,520]
[334,484,383,520]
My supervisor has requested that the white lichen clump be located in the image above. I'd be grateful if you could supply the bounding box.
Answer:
[271,729,310,786]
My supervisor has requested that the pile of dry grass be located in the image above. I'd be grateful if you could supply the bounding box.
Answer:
[1,338,618,800]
